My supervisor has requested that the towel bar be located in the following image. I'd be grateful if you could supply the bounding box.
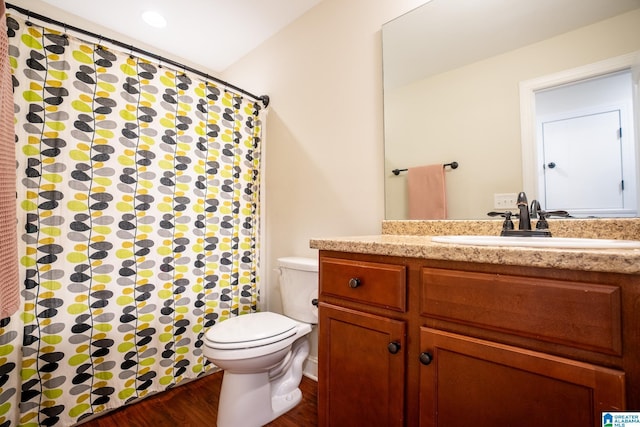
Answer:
[392,161,458,176]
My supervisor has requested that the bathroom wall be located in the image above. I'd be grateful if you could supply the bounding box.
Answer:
[222,0,427,313]
[221,0,428,379]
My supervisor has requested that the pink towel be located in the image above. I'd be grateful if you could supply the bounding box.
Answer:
[0,0,20,319]
[408,164,447,220]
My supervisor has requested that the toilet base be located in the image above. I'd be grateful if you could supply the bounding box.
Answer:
[215,335,310,427]
[216,372,303,427]
[272,387,303,419]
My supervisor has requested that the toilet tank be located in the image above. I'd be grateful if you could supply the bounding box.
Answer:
[277,257,318,324]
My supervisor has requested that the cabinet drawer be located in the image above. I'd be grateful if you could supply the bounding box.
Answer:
[320,258,406,312]
[421,268,621,355]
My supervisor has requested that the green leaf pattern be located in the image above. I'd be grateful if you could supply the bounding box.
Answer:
[0,14,263,426]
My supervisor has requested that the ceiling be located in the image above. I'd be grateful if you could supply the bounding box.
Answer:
[37,0,322,73]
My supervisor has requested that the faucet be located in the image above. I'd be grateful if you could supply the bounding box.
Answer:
[487,191,568,236]
[516,192,531,230]
[530,199,541,219]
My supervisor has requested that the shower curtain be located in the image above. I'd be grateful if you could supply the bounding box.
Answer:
[0,13,264,426]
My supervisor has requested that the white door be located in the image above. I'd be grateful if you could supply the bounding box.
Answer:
[541,110,623,212]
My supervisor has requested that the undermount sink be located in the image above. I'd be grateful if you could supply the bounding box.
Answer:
[431,235,640,249]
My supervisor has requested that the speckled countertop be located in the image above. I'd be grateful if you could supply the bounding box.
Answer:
[309,219,640,275]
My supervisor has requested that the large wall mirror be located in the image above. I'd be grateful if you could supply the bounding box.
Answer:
[382,0,640,220]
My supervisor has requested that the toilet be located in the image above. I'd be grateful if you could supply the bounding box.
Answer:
[203,257,318,427]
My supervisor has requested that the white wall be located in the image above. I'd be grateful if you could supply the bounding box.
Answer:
[222,0,428,313]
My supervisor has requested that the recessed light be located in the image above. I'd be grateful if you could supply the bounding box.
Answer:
[142,10,167,28]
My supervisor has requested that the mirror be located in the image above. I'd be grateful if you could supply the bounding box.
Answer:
[382,0,640,220]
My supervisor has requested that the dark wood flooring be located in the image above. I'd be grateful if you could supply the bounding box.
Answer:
[77,371,318,427]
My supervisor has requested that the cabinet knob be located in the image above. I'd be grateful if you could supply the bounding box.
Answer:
[419,352,433,366]
[388,341,401,354]
[348,278,361,288]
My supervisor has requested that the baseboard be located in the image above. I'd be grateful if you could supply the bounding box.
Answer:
[303,355,318,381]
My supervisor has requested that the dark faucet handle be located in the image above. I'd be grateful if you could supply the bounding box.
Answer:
[535,210,570,230]
[536,211,550,230]
[544,210,570,218]
[487,211,514,230]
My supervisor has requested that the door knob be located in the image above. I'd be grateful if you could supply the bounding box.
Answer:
[419,352,433,365]
[547,162,556,169]
[388,342,401,354]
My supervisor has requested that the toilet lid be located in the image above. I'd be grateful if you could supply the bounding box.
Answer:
[205,312,298,349]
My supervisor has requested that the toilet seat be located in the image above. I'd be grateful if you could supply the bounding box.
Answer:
[205,312,299,350]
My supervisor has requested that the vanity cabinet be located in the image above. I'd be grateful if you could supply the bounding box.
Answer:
[419,267,626,427]
[317,251,637,427]
[318,257,407,426]
[419,327,624,427]
[319,304,406,426]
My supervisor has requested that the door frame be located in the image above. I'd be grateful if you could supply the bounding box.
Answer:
[519,50,640,216]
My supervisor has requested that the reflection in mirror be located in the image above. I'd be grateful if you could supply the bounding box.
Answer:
[383,0,640,220]
[521,62,638,217]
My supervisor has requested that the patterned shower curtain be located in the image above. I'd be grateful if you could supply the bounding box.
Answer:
[0,14,264,426]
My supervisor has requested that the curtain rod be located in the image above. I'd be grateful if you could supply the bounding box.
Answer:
[5,2,270,107]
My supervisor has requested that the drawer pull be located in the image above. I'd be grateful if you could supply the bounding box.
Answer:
[348,278,361,288]
[419,352,433,366]
[387,341,401,354]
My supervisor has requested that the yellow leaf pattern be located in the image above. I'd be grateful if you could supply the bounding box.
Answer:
[3,13,264,427]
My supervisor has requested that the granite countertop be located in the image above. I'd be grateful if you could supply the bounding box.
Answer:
[310,218,640,275]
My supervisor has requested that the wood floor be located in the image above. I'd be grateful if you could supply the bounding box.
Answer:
[77,371,318,427]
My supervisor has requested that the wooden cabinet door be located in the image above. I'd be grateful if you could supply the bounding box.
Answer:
[419,327,625,427]
[319,303,406,427]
